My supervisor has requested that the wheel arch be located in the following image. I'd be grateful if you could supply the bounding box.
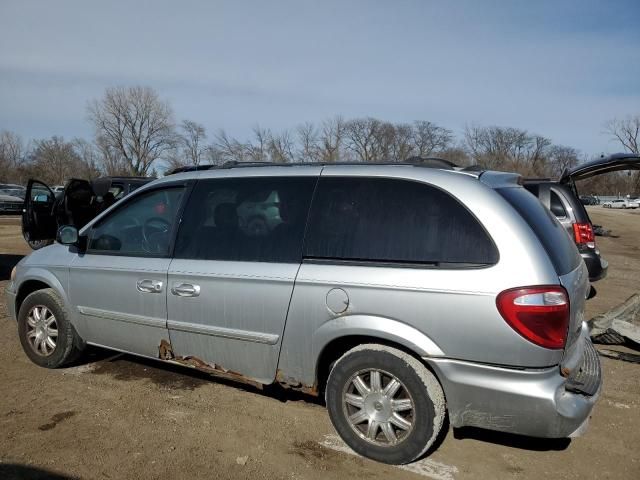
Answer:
[310,316,445,395]
[14,269,68,320]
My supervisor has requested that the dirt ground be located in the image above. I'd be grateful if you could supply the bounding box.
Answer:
[0,210,638,480]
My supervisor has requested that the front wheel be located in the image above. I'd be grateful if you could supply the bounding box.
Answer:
[326,344,445,464]
[18,288,84,368]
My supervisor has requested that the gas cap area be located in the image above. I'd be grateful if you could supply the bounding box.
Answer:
[326,288,349,314]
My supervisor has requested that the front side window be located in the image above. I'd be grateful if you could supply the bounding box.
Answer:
[304,177,498,265]
[175,176,316,263]
[88,187,185,256]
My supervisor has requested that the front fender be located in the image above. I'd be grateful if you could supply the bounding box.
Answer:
[15,266,77,327]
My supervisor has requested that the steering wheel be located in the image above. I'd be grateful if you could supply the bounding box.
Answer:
[142,217,171,254]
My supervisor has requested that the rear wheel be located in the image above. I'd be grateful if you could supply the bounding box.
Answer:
[326,344,445,464]
[18,288,84,368]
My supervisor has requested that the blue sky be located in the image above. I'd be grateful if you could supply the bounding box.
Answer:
[0,0,638,155]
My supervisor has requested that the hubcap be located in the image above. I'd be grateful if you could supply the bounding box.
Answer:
[25,305,58,357]
[342,369,415,447]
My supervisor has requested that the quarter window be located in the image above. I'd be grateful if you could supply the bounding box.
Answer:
[88,187,185,256]
[550,191,567,218]
[174,177,316,263]
[304,177,498,265]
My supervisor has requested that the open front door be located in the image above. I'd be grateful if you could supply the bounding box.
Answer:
[22,179,58,245]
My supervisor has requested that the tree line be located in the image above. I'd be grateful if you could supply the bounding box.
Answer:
[1,86,638,194]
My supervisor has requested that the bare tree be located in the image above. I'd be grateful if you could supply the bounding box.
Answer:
[247,125,270,162]
[547,145,580,177]
[319,116,346,163]
[464,125,552,174]
[0,131,25,183]
[604,115,639,153]
[267,130,295,163]
[214,129,249,163]
[296,122,321,162]
[28,136,99,185]
[345,117,381,162]
[179,120,208,166]
[95,135,128,176]
[88,86,176,176]
[411,121,453,157]
[72,138,103,178]
[389,123,414,162]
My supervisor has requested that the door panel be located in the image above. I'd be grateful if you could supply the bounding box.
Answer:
[166,174,319,384]
[167,260,299,384]
[23,179,57,241]
[67,184,188,357]
[69,256,170,357]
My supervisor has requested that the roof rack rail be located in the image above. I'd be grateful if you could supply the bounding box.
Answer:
[403,156,459,169]
[166,158,466,175]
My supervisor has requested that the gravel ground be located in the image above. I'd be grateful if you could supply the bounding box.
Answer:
[0,210,638,480]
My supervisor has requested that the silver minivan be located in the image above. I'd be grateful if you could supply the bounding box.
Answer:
[6,163,601,464]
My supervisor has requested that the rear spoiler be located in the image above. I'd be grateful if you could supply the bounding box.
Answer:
[479,171,522,189]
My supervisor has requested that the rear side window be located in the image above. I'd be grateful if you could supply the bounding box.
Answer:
[497,187,580,275]
[550,191,567,217]
[304,177,498,266]
[175,176,316,263]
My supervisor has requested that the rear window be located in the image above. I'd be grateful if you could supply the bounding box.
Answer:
[497,187,580,275]
[304,177,498,266]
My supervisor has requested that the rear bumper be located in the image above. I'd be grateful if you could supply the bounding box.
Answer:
[581,249,608,282]
[425,335,601,438]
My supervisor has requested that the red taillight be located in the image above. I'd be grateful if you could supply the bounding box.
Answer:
[496,286,570,349]
[572,223,595,249]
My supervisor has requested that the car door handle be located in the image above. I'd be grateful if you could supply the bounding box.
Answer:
[136,279,163,293]
[171,283,200,297]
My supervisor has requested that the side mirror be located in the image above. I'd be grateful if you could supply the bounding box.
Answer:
[57,225,79,245]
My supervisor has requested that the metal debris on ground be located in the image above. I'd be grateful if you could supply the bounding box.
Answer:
[592,225,612,237]
[589,294,640,363]
[589,294,640,346]
[597,349,640,364]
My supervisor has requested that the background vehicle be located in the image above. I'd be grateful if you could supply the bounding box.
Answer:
[0,191,24,214]
[7,163,599,465]
[579,195,599,205]
[602,198,638,209]
[22,176,151,250]
[524,154,640,282]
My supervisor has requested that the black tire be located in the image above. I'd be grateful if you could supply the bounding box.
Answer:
[22,229,54,250]
[326,344,445,464]
[27,239,54,250]
[17,288,84,368]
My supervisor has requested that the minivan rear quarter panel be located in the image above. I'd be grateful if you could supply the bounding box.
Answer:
[277,166,566,387]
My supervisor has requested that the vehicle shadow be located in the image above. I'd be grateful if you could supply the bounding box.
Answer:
[0,254,25,281]
[0,464,78,480]
[453,426,571,451]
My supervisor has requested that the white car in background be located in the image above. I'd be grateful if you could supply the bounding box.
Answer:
[602,199,639,209]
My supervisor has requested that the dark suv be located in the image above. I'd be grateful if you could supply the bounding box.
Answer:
[524,153,640,282]
[23,176,152,250]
